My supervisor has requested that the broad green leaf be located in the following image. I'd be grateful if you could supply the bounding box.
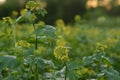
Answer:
[30,57,56,69]
[25,11,31,19]
[42,59,56,68]
[68,61,81,70]
[54,66,66,77]
[34,25,56,38]
[35,58,46,69]
[67,70,79,80]
[103,68,120,80]
[0,55,16,71]
[43,25,56,38]
[82,56,93,66]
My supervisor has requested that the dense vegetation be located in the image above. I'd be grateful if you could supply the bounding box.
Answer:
[0,0,120,80]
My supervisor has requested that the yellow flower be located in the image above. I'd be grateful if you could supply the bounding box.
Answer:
[37,21,45,27]
[96,42,108,52]
[15,40,30,48]
[97,16,106,23]
[34,46,46,55]
[26,1,36,11]
[2,17,13,25]
[104,45,108,48]
[84,68,95,75]
[106,38,118,44]
[29,13,37,22]
[12,11,18,17]
[55,19,65,27]
[96,42,101,46]
[54,46,69,61]
[56,38,67,46]
[26,1,42,11]
[76,68,95,76]
[74,15,81,22]
[20,9,28,16]
[76,69,81,75]
[35,2,42,10]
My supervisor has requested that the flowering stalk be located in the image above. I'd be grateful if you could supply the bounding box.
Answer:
[54,45,69,79]
[2,17,16,46]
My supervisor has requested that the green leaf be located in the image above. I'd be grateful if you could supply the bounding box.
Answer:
[0,55,16,72]
[82,56,93,66]
[43,73,54,79]
[34,57,56,69]
[102,56,111,67]
[54,66,66,77]
[43,25,56,38]
[35,58,46,69]
[15,11,32,24]
[25,11,31,19]
[34,25,56,38]
[42,59,56,68]
[67,70,79,80]
[40,9,47,17]
[34,26,44,36]
[15,16,24,24]
[68,61,81,70]
[103,68,120,80]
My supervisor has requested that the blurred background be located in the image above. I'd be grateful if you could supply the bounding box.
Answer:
[0,0,120,24]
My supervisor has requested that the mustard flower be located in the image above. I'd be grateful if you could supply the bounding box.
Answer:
[2,17,13,25]
[15,40,30,48]
[74,15,81,22]
[54,46,69,61]
[96,42,108,52]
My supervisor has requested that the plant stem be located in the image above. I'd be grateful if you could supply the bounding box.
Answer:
[12,24,16,46]
[35,34,38,49]
[33,24,38,49]
[64,61,67,80]
[35,64,39,80]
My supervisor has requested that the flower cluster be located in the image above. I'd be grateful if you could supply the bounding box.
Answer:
[76,68,95,76]
[12,11,18,18]
[15,40,30,48]
[26,1,41,11]
[37,21,45,27]
[20,9,28,16]
[55,19,66,35]
[56,38,67,46]
[34,46,46,55]
[56,19,65,27]
[96,42,108,52]
[74,15,81,22]
[54,46,69,61]
[2,17,13,25]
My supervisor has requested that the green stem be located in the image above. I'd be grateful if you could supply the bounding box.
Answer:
[33,24,38,49]
[12,24,16,46]
[64,61,67,80]
[35,64,39,80]
[35,35,38,49]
